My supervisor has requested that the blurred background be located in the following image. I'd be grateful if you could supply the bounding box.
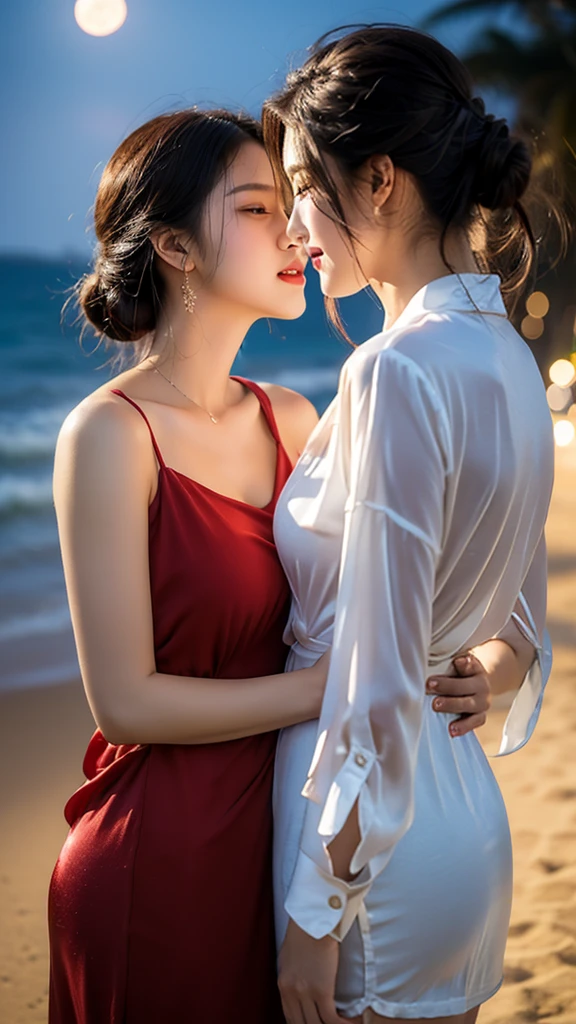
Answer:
[1,3,576,1022]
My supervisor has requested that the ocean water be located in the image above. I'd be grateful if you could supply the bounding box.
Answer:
[0,255,383,691]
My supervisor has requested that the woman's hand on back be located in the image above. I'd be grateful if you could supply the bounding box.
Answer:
[426,633,533,739]
[426,653,491,738]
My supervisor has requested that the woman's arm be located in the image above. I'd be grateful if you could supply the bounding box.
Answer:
[428,534,550,745]
[426,630,536,737]
[474,631,536,697]
[53,395,324,746]
[326,626,537,881]
[323,624,541,893]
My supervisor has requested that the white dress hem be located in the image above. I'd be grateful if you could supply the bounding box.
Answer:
[336,975,503,1019]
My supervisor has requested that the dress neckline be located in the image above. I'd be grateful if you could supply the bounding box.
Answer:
[158,462,279,513]
[159,376,284,512]
[110,377,288,514]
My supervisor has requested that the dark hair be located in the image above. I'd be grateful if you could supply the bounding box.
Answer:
[77,108,262,343]
[263,25,536,310]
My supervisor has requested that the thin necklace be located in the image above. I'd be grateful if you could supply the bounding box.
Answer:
[152,365,219,424]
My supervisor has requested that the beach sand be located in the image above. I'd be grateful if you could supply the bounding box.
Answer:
[1,446,575,1024]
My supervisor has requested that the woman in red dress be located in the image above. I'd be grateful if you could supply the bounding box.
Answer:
[49,107,536,1022]
[49,109,322,1023]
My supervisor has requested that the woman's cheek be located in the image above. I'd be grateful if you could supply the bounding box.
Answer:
[220,227,259,280]
[215,239,276,305]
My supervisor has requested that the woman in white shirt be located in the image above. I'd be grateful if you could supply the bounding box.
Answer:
[262,25,554,1024]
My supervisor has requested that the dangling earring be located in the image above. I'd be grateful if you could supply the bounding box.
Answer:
[181,269,196,314]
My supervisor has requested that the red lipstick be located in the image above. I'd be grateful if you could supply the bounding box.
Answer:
[277,259,306,286]
[308,247,324,271]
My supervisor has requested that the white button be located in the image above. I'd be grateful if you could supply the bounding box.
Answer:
[328,894,342,910]
[355,753,367,768]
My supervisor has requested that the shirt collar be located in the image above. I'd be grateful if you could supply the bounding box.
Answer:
[385,273,508,333]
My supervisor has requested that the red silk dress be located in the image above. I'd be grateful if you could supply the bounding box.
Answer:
[48,379,292,1023]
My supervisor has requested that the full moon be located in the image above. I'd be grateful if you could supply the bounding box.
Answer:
[74,0,128,36]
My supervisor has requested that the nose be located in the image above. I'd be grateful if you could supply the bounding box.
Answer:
[286,201,309,247]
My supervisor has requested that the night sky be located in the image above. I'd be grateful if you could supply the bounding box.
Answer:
[1,0,514,256]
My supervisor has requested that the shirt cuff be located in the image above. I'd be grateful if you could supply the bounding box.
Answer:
[302,743,376,839]
[284,849,372,942]
[496,625,552,756]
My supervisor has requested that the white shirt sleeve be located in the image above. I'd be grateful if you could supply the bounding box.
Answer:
[284,348,452,941]
[494,533,552,756]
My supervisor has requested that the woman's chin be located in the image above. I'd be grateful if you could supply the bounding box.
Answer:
[320,279,366,299]
[266,296,307,321]
[313,264,366,299]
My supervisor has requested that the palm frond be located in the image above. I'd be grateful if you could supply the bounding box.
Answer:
[422,0,524,28]
[423,0,576,30]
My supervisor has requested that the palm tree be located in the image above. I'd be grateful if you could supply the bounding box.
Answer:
[425,1,576,161]
[423,0,576,365]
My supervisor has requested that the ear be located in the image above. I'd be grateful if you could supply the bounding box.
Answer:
[150,228,196,272]
[366,154,395,212]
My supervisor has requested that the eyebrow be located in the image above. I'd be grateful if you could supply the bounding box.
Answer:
[226,182,276,195]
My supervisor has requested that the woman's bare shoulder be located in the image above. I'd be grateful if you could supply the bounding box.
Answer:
[54,376,157,499]
[258,382,319,462]
[57,364,156,448]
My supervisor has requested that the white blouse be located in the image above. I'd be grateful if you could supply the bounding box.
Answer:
[274,273,554,941]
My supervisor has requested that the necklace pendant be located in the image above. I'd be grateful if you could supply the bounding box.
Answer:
[209,414,218,424]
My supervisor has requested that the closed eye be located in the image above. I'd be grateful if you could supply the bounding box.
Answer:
[241,205,269,215]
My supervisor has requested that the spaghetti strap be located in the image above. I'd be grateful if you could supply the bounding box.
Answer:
[232,377,281,444]
[110,388,166,468]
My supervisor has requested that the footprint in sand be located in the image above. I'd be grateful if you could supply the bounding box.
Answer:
[557,945,576,967]
[539,859,565,874]
[548,788,576,801]
[508,921,535,938]
[503,965,535,983]
[522,976,574,1021]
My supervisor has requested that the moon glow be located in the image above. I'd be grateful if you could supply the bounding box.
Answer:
[74,0,128,37]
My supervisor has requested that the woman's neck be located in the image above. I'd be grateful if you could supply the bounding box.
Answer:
[146,296,256,413]
[369,229,479,330]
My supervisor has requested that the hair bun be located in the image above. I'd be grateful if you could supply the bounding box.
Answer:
[473,116,532,211]
[78,257,156,343]
[78,271,115,338]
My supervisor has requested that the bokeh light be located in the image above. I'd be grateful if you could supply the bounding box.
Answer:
[554,420,576,447]
[526,291,550,318]
[547,384,573,413]
[74,0,127,36]
[549,358,576,388]
[521,315,544,340]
